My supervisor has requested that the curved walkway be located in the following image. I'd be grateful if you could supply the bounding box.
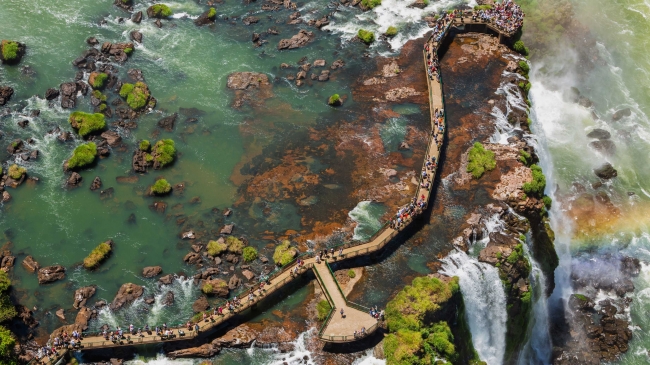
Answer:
[35,10,520,364]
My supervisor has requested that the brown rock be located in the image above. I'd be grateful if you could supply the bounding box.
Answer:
[220,224,235,234]
[110,283,144,310]
[159,274,174,285]
[90,176,102,191]
[226,72,269,90]
[242,270,255,281]
[168,344,220,358]
[204,278,229,297]
[184,252,202,265]
[0,86,14,106]
[55,309,65,321]
[73,286,97,309]
[67,172,82,187]
[37,265,66,284]
[192,295,209,313]
[142,266,162,278]
[101,131,122,146]
[228,274,241,290]
[22,256,40,273]
[212,324,258,348]
[277,30,314,50]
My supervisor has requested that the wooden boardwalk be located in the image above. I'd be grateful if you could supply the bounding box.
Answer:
[34,13,517,364]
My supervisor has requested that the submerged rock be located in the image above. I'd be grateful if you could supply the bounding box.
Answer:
[21,255,40,273]
[611,108,631,121]
[586,128,611,140]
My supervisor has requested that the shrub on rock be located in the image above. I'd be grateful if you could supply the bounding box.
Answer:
[513,40,529,56]
[242,247,258,262]
[139,140,151,152]
[1,40,23,64]
[151,178,172,195]
[207,240,227,256]
[148,4,173,18]
[522,164,546,197]
[328,94,341,106]
[466,142,496,179]
[361,0,381,9]
[208,7,217,19]
[385,26,398,37]
[273,240,297,266]
[83,240,113,269]
[7,164,26,180]
[152,139,176,168]
[201,283,213,294]
[358,29,375,44]
[119,82,151,111]
[347,269,356,278]
[226,236,244,254]
[69,112,106,137]
[90,72,108,89]
[67,142,98,170]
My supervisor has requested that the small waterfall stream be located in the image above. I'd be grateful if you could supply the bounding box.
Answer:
[440,250,508,365]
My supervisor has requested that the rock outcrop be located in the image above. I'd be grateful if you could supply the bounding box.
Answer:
[37,265,66,284]
[594,162,617,179]
[73,286,97,309]
[142,266,162,278]
[109,283,144,310]
[21,256,40,273]
[0,86,13,106]
[277,30,314,50]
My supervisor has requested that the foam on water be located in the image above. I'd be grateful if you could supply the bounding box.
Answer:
[348,201,386,241]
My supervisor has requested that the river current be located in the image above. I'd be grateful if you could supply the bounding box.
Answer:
[2,0,649,364]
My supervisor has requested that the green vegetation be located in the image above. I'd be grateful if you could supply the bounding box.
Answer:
[67,142,98,170]
[347,269,356,278]
[361,0,381,9]
[512,40,529,56]
[92,90,107,101]
[273,240,297,266]
[542,195,552,209]
[119,82,150,110]
[467,142,496,179]
[507,243,525,264]
[150,4,173,18]
[152,139,176,168]
[69,111,106,137]
[518,61,530,76]
[207,240,227,256]
[83,241,112,269]
[1,41,20,62]
[202,283,213,294]
[226,236,244,254]
[519,149,532,165]
[574,294,588,301]
[91,73,108,89]
[151,178,172,195]
[357,29,375,44]
[386,276,459,333]
[496,251,502,260]
[317,300,332,321]
[124,47,133,55]
[328,94,341,106]
[518,81,532,94]
[0,325,16,361]
[0,271,9,293]
[522,164,546,197]
[207,7,217,19]
[385,26,398,37]
[242,246,258,262]
[7,164,25,180]
[474,4,493,10]
[139,140,151,152]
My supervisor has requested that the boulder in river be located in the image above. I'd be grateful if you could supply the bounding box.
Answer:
[587,128,611,140]
[277,30,314,50]
[594,162,618,180]
[38,265,66,284]
[110,283,144,310]
[589,140,616,156]
[220,224,235,235]
[168,344,220,358]
[227,72,269,90]
[611,108,631,121]
[132,11,143,24]
[67,172,82,187]
[73,285,97,309]
[45,88,60,101]
[130,30,143,43]
[90,176,102,191]
[159,273,174,285]
[142,266,162,278]
[195,8,217,26]
[192,295,209,313]
[0,86,14,106]
[157,113,177,132]
[21,256,40,273]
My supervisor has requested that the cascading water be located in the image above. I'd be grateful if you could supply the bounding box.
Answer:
[440,250,507,365]
[348,201,386,241]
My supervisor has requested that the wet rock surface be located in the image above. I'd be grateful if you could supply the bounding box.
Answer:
[37,265,66,284]
[110,283,144,310]
[73,286,97,309]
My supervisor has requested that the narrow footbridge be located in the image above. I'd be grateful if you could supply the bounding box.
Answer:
[35,12,518,365]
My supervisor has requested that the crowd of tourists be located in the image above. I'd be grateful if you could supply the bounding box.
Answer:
[473,0,525,34]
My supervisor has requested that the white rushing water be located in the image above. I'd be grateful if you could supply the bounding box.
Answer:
[348,200,385,241]
[440,250,508,365]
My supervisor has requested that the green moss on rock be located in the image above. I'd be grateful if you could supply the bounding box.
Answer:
[523,164,546,197]
[207,240,227,256]
[273,240,297,266]
[467,142,496,179]
[69,112,106,137]
[152,139,176,168]
[328,94,341,106]
[139,140,151,152]
[361,0,381,9]
[1,40,21,63]
[67,142,97,170]
[7,164,26,180]
[317,299,332,321]
[83,240,113,269]
[385,26,398,37]
[119,82,151,111]
[357,29,375,44]
[151,178,172,195]
[242,246,258,262]
[91,73,108,89]
[149,4,173,18]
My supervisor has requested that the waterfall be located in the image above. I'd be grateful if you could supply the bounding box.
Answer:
[517,242,552,365]
[440,250,508,365]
